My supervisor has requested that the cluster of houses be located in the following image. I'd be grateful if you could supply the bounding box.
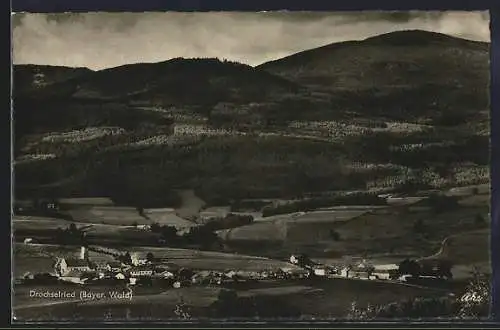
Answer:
[290,254,405,281]
[45,247,308,287]
[288,253,453,283]
[52,247,179,285]
[21,243,452,289]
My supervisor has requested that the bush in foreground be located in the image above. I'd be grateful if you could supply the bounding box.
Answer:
[347,269,490,320]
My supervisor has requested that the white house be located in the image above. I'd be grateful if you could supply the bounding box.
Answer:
[129,266,154,277]
[155,270,175,279]
[59,270,94,284]
[225,270,237,279]
[313,268,326,276]
[340,265,352,278]
[370,264,399,280]
[115,273,126,280]
[130,254,148,266]
[54,258,94,276]
[106,261,123,273]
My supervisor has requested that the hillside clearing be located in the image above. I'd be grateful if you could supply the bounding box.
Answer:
[175,190,207,220]
[143,209,196,228]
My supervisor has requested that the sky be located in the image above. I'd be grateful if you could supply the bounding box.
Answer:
[12,11,490,70]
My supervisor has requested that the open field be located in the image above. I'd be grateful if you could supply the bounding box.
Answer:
[13,243,117,278]
[217,189,490,263]
[290,210,369,223]
[127,246,302,272]
[14,256,55,278]
[13,216,122,231]
[200,206,231,219]
[65,206,147,226]
[175,190,206,220]
[427,229,490,265]
[444,183,490,197]
[217,209,370,243]
[279,278,450,318]
[13,277,449,321]
[457,194,490,207]
[58,197,115,206]
[13,285,221,321]
[143,209,196,228]
[13,218,162,246]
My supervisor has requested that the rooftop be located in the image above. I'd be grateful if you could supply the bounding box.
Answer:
[65,258,92,267]
[62,270,96,279]
[129,266,154,272]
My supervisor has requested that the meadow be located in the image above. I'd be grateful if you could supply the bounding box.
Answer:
[13,277,449,321]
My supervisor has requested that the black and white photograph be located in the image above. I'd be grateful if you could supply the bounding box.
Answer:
[11,11,491,322]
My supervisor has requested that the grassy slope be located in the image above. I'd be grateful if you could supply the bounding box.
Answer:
[218,190,490,263]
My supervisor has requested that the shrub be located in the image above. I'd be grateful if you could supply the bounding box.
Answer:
[457,268,490,319]
[347,269,490,319]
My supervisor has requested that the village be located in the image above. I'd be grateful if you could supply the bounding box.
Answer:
[17,241,453,292]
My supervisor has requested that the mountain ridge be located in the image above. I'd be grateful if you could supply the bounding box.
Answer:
[13,29,490,204]
[257,29,489,70]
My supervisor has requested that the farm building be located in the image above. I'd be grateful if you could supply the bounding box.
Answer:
[130,254,149,266]
[65,206,146,226]
[115,272,126,280]
[289,254,314,267]
[352,261,375,278]
[54,258,94,276]
[191,270,215,284]
[153,269,175,279]
[59,270,96,284]
[369,264,399,280]
[337,260,376,279]
[106,261,124,273]
[129,266,154,277]
[339,265,353,278]
[313,267,328,277]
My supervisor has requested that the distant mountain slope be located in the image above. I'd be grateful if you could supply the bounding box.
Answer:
[13,64,93,97]
[16,58,300,104]
[258,30,489,120]
[13,31,490,206]
[13,58,311,137]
